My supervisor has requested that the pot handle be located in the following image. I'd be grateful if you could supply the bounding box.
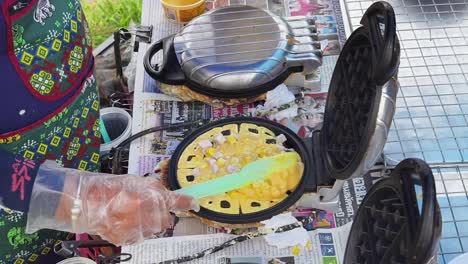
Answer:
[397,158,441,263]
[361,1,400,85]
[143,35,186,85]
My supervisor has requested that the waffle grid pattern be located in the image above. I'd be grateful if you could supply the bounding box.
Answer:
[323,31,377,173]
[347,190,408,264]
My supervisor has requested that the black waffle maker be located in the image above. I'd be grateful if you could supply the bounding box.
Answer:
[166,1,401,226]
[344,158,442,264]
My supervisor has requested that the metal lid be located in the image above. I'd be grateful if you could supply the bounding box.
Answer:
[144,6,321,98]
[172,5,321,97]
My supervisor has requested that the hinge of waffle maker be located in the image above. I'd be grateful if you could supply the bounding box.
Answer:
[298,132,343,211]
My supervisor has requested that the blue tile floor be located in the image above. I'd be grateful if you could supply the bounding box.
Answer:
[435,166,468,263]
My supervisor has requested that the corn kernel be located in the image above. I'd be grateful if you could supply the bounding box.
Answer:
[205,147,216,157]
[216,158,226,167]
[292,246,300,256]
[227,135,237,143]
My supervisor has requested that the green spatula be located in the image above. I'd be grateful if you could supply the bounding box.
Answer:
[175,152,300,200]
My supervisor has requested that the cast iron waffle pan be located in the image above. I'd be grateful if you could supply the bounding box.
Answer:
[321,1,400,180]
[344,158,441,264]
[167,117,314,224]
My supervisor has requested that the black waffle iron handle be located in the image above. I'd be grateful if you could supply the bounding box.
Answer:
[397,159,441,263]
[143,35,186,85]
[361,1,400,86]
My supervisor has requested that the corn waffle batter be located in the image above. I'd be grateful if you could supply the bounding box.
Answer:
[177,123,303,215]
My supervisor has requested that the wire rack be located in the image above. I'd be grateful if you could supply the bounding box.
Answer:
[433,164,468,263]
[341,0,468,262]
[344,0,468,164]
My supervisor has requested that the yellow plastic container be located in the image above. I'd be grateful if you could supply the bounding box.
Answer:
[160,0,206,23]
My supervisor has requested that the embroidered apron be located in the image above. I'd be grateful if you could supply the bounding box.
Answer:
[0,0,101,263]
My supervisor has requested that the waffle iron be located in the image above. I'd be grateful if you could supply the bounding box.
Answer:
[321,1,400,181]
[344,158,442,264]
[144,5,322,98]
[166,1,401,226]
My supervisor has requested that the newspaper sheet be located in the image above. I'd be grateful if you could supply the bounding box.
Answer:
[130,93,211,174]
[334,168,384,227]
[123,222,352,264]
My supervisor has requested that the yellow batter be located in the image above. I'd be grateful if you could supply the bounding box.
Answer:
[177,123,303,214]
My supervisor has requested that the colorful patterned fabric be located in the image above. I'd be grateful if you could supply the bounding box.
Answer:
[0,0,100,263]
[11,0,93,98]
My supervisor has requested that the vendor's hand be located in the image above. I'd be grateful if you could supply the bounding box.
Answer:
[25,161,198,246]
[58,175,198,246]
[84,176,198,245]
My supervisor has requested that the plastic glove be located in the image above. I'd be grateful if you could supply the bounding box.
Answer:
[26,161,198,246]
